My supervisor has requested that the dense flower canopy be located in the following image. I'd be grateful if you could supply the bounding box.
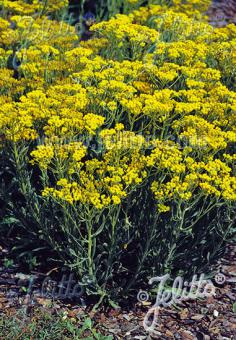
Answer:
[0,0,235,212]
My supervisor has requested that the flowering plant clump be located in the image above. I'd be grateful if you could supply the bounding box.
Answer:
[0,0,235,304]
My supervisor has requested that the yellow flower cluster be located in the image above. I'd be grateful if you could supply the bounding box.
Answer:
[151,156,236,211]
[0,0,68,16]
[41,128,148,208]
[91,14,158,48]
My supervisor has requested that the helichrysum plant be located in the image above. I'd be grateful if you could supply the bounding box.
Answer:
[0,0,235,305]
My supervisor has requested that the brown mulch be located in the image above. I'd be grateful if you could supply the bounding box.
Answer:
[0,242,235,339]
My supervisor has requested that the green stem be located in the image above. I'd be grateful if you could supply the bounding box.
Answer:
[125,212,160,292]
[164,203,186,271]
[102,205,121,287]
[88,225,93,277]
[39,0,48,17]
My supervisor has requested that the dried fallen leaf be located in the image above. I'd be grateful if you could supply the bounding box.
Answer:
[179,308,189,320]
[191,314,205,321]
[178,330,195,340]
